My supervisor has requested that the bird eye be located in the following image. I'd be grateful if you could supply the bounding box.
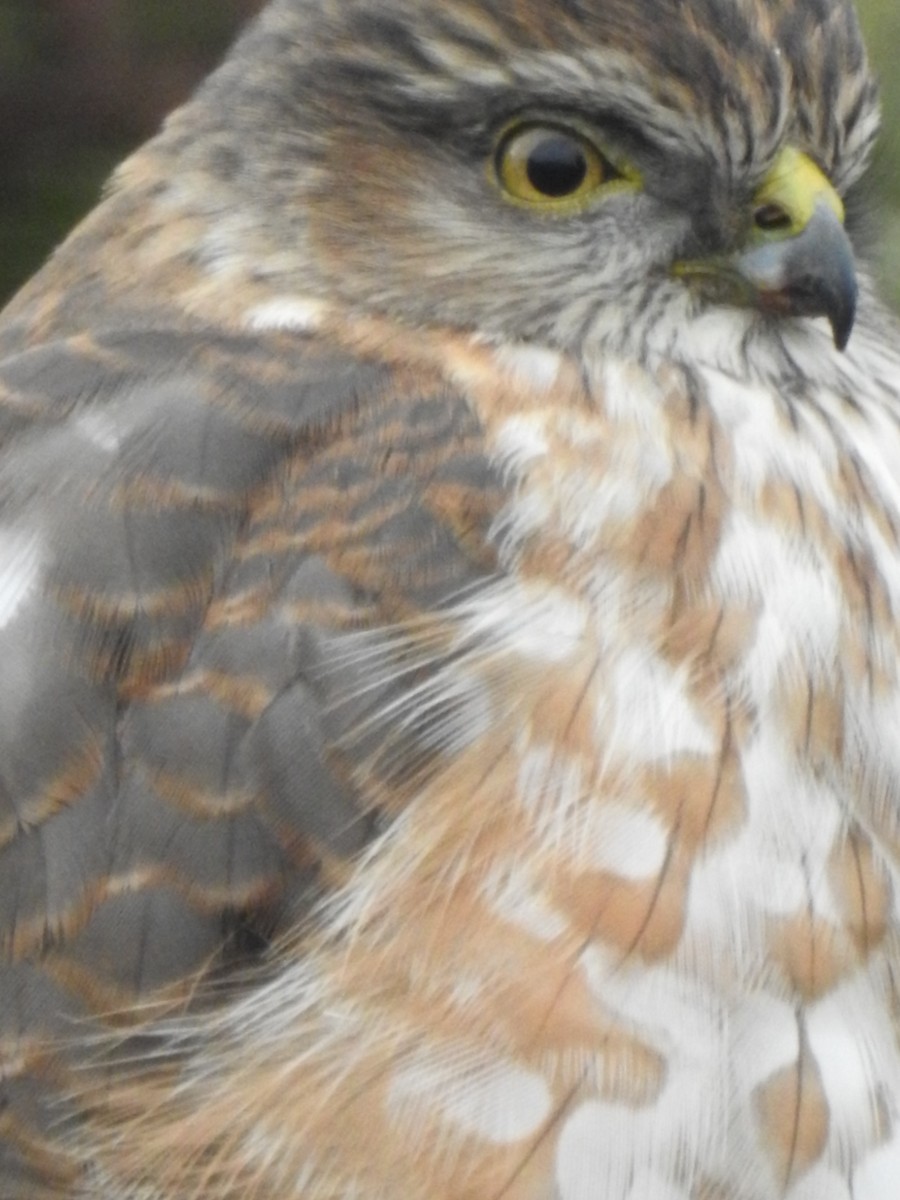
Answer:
[495,123,626,210]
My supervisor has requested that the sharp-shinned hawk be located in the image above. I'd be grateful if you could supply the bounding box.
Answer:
[1,0,899,1197]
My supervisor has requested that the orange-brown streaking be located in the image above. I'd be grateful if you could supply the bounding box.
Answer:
[1,0,900,1197]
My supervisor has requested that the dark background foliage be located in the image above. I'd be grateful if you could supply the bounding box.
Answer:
[0,0,264,303]
[0,0,898,308]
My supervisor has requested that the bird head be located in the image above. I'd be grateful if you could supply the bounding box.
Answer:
[168,0,881,361]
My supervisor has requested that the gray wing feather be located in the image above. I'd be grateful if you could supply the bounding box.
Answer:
[0,325,502,1195]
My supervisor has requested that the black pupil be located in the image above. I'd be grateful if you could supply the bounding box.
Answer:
[526,135,588,197]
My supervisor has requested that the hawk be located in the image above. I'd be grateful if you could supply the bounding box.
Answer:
[1,0,898,1196]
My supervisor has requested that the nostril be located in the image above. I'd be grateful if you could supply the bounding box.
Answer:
[754,202,793,232]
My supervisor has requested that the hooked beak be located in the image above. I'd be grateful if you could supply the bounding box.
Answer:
[673,147,858,350]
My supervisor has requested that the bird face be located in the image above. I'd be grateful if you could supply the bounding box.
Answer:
[4,5,896,1195]
[285,0,880,358]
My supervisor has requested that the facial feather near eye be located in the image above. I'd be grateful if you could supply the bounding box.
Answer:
[283,0,879,365]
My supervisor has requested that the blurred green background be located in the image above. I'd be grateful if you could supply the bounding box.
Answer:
[0,0,898,308]
[0,0,264,305]
[863,1,900,308]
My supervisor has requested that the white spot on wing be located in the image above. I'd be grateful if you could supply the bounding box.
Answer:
[852,1130,900,1199]
[577,801,669,880]
[557,962,725,1197]
[456,582,587,664]
[599,647,715,762]
[441,1060,551,1143]
[556,1100,665,1200]
[807,997,873,1137]
[600,359,664,433]
[0,531,42,629]
[244,296,325,332]
[492,343,562,392]
[390,1047,552,1144]
[684,726,845,965]
[493,414,550,472]
[712,514,841,691]
[515,744,668,878]
[806,976,900,1162]
[728,991,800,1093]
[75,410,121,453]
[700,367,838,502]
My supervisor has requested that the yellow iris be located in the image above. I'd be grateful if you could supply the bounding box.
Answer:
[495,122,636,212]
